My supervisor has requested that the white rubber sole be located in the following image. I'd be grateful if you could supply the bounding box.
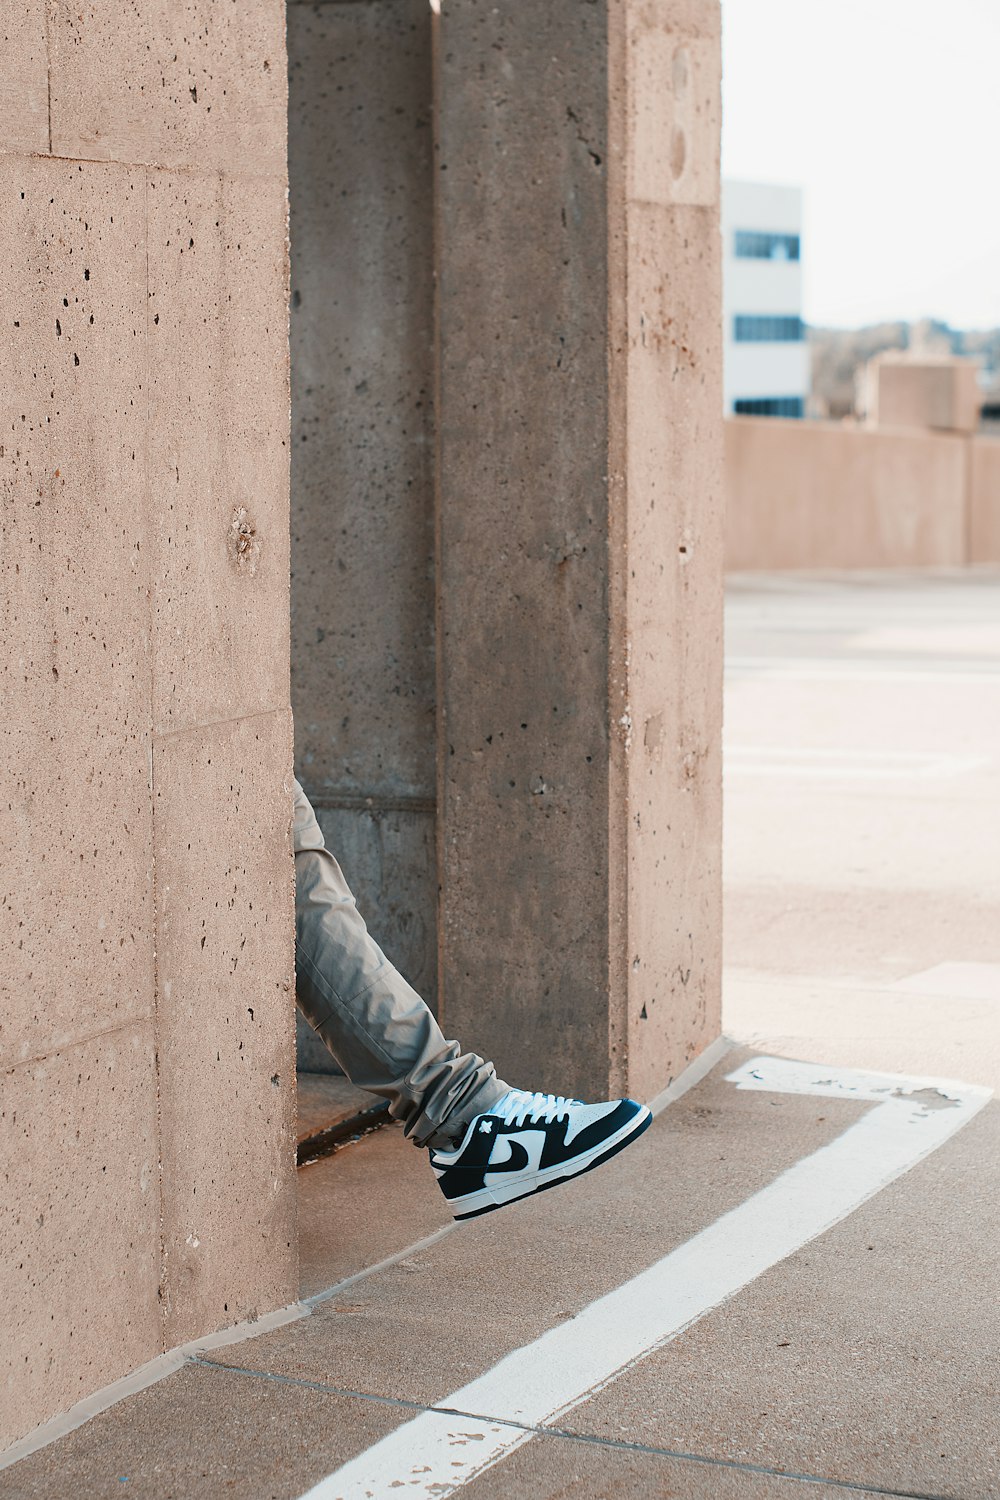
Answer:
[448,1105,653,1221]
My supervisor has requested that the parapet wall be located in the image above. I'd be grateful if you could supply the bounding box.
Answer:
[726,417,1000,571]
[1,1,296,1451]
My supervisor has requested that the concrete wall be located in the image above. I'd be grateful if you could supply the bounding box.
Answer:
[725,418,970,571]
[287,0,437,1069]
[970,437,1000,565]
[435,0,724,1102]
[1,1,296,1450]
[286,0,724,1102]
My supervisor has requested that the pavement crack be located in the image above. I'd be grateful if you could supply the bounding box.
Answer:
[184,1358,959,1500]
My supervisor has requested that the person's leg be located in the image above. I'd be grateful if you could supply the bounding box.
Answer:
[292,777,508,1150]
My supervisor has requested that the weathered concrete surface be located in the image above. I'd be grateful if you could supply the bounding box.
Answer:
[154,710,297,1348]
[0,1026,160,1453]
[1,0,295,1453]
[287,1,438,1060]
[0,4,49,155]
[0,158,157,1449]
[970,435,1000,564]
[436,0,723,1100]
[725,417,968,570]
[288,0,435,800]
[47,0,287,174]
[622,199,724,1102]
[0,158,154,1073]
[455,1446,888,1499]
[147,172,291,736]
[869,352,981,433]
[7,575,999,1499]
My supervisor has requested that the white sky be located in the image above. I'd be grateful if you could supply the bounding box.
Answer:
[721,0,1000,330]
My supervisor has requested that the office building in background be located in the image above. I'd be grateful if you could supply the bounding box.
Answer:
[722,179,808,418]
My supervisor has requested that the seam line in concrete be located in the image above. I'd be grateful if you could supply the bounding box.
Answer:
[10,149,287,179]
[185,1358,957,1500]
[1,1014,156,1076]
[152,704,290,744]
[43,0,53,154]
[306,792,437,815]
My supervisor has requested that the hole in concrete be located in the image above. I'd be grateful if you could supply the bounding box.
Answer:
[670,127,687,181]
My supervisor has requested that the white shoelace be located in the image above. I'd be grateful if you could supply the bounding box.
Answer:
[494,1088,582,1128]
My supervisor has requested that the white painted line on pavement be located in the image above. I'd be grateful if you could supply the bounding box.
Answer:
[646,1032,733,1118]
[297,1056,991,1500]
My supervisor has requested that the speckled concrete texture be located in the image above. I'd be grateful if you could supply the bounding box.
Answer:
[287,0,438,1062]
[2,1,295,1448]
[0,4,49,155]
[288,0,435,802]
[622,199,724,1102]
[47,0,288,175]
[436,0,613,1099]
[0,1026,160,1451]
[436,0,723,1099]
[970,437,1000,564]
[0,1361,401,1500]
[154,709,297,1347]
[456,1432,888,1500]
[1,157,154,1070]
[147,170,291,737]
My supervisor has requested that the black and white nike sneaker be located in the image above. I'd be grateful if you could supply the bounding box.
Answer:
[429,1088,653,1221]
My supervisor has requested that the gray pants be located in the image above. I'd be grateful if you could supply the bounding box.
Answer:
[292,779,508,1149]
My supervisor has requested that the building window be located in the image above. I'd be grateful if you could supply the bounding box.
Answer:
[733,397,804,419]
[733,314,804,343]
[734,229,800,261]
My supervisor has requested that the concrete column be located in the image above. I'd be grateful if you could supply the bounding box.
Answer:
[435,0,723,1102]
[969,437,1000,564]
[287,0,438,1070]
[1,1,295,1448]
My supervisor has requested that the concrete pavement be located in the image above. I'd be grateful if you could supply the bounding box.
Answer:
[4,569,999,1499]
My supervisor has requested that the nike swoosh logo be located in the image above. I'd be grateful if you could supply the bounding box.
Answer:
[485,1139,530,1174]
